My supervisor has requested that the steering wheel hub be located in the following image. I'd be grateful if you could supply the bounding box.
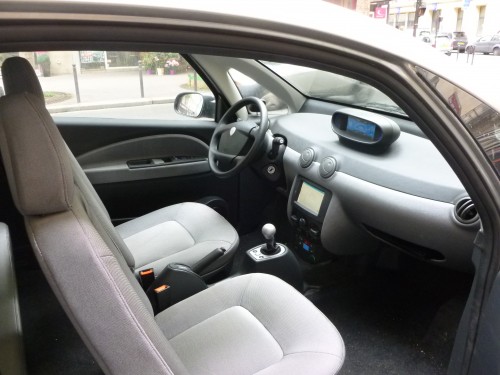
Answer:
[209,97,268,178]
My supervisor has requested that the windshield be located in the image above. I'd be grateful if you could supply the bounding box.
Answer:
[259,61,406,117]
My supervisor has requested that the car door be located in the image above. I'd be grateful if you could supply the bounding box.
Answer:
[475,36,490,53]
[484,35,497,53]
[447,229,500,375]
[467,267,500,374]
[491,34,500,53]
[40,50,240,225]
[419,67,500,375]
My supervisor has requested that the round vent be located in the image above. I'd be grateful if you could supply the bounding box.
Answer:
[455,198,479,224]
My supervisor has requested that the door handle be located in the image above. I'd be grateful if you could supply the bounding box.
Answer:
[127,156,206,169]
[127,159,165,169]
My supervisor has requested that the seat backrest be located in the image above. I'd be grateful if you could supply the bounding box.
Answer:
[1,56,136,269]
[0,57,189,375]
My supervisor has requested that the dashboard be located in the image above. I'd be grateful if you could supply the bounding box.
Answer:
[270,111,480,272]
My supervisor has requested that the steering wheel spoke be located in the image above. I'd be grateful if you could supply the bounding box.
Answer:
[212,149,236,165]
[235,121,258,136]
[213,123,232,137]
[209,97,269,178]
[233,155,245,166]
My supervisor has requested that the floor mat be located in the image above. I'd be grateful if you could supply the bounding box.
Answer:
[306,256,472,375]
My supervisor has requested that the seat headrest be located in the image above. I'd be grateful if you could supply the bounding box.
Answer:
[1,57,45,104]
[0,92,73,216]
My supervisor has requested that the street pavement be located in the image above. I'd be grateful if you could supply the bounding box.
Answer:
[40,68,206,115]
[445,51,499,71]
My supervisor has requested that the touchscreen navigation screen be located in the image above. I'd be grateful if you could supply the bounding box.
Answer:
[296,181,325,216]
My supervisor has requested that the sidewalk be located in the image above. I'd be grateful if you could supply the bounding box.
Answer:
[39,69,197,112]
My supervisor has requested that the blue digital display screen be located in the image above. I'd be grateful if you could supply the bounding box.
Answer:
[346,116,376,140]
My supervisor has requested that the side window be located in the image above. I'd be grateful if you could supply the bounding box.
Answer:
[228,68,289,116]
[417,67,500,176]
[1,51,214,120]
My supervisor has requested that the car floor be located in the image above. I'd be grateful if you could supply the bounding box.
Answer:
[306,256,472,375]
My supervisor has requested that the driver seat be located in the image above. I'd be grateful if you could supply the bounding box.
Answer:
[0,56,238,277]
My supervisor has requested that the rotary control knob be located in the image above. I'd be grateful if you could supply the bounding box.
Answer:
[320,156,337,178]
[300,147,315,168]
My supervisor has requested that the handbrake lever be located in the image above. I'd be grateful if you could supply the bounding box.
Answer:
[191,247,227,274]
[146,247,227,314]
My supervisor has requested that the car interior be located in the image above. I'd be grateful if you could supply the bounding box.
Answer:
[0,21,487,375]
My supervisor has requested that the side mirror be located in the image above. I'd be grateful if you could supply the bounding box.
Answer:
[174,92,215,119]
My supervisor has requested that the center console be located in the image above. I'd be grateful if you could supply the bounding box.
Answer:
[289,177,332,263]
[238,224,303,291]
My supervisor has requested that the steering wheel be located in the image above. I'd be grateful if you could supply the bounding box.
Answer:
[209,97,268,178]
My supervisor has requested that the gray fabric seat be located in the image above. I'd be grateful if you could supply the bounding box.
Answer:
[158,273,344,374]
[116,202,238,274]
[0,56,238,277]
[0,56,345,375]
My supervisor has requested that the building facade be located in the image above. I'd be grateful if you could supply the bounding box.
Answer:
[330,0,499,39]
[384,0,499,39]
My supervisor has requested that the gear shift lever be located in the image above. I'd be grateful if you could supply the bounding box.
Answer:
[243,223,302,290]
[261,223,279,255]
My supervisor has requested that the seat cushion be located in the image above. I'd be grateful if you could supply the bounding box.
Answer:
[156,273,344,375]
[116,202,239,275]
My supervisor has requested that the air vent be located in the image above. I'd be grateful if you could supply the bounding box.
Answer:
[455,198,479,224]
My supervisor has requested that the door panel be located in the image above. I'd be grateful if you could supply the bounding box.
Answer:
[77,134,210,184]
[56,118,239,225]
[468,271,500,374]
[57,117,216,156]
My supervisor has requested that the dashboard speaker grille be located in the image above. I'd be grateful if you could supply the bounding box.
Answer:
[455,198,479,224]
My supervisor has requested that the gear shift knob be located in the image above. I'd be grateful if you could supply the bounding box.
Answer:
[261,223,279,255]
[262,223,276,240]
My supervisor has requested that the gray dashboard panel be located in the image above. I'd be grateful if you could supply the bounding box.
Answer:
[287,173,380,256]
[282,119,479,271]
[273,113,465,203]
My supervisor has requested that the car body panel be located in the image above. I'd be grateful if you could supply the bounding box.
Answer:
[467,34,500,54]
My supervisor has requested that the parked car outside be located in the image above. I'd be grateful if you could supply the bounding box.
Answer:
[466,34,500,55]
[433,34,453,55]
[450,31,468,52]
[418,29,431,43]
[435,32,467,52]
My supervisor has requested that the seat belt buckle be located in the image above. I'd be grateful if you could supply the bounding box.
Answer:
[154,284,171,313]
[139,268,155,290]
